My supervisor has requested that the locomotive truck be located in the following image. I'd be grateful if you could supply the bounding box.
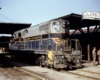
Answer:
[9,19,82,69]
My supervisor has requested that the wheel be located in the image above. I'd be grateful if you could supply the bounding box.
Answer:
[50,65,54,70]
[56,68,61,71]
[69,65,73,70]
[35,57,41,65]
[39,62,42,67]
[35,59,39,65]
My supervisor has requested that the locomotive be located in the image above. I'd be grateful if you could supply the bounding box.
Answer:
[9,19,82,69]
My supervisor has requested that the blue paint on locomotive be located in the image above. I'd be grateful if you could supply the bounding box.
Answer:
[9,39,56,51]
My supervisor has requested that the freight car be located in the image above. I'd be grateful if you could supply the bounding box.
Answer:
[9,19,82,69]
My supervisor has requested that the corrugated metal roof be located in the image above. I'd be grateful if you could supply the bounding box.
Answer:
[0,22,31,34]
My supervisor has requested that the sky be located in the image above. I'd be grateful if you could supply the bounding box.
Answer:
[0,0,100,36]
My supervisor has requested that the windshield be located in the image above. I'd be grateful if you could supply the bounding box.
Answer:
[55,38,71,51]
[55,39,81,51]
[71,39,81,51]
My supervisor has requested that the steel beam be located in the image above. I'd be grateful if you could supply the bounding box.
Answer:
[93,25,98,32]
[95,25,100,32]
[79,28,84,34]
[71,29,77,35]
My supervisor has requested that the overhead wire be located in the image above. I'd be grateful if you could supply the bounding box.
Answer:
[0,12,14,22]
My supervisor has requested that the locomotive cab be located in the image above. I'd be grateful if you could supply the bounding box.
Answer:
[51,38,82,69]
[64,39,82,68]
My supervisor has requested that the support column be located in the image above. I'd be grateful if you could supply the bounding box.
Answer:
[87,26,90,62]
[87,44,90,61]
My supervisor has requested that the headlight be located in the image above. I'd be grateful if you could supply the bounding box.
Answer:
[62,56,64,58]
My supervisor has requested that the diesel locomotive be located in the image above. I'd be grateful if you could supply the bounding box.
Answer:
[9,19,82,69]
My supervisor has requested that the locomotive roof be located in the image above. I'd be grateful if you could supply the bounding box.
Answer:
[56,13,100,30]
[0,22,31,34]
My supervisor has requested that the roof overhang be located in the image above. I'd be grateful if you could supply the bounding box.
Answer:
[0,36,12,42]
[0,22,31,34]
[56,13,100,29]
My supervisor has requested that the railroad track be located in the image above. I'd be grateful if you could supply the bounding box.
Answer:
[1,57,100,80]
[14,66,48,80]
[78,69,100,75]
[45,65,100,80]
[43,66,100,80]
[61,69,100,80]
[0,67,22,80]
[0,58,48,80]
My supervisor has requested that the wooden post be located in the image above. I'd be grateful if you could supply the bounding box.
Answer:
[87,44,90,62]
[87,26,90,62]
